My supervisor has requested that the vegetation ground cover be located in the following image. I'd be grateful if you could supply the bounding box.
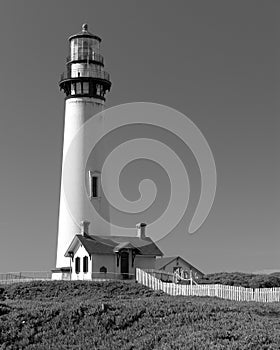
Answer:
[197,272,280,288]
[1,280,280,349]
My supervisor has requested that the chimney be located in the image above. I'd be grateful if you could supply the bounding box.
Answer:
[136,222,147,239]
[80,220,90,236]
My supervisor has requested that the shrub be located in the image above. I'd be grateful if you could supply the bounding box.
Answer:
[197,272,280,288]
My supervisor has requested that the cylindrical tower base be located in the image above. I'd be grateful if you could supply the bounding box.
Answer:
[56,97,111,268]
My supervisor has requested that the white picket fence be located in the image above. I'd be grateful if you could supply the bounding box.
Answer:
[136,268,280,303]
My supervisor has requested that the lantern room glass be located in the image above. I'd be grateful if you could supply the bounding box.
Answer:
[70,37,100,61]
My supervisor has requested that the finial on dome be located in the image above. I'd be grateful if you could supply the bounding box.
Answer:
[82,23,88,32]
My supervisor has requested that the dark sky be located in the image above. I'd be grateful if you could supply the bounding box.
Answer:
[0,0,279,273]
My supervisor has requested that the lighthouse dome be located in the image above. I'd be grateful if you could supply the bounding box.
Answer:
[68,24,101,42]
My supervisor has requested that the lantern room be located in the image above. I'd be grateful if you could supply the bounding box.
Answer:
[69,24,102,63]
[59,24,111,100]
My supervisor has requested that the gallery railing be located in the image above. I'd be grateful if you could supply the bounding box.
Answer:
[60,69,110,81]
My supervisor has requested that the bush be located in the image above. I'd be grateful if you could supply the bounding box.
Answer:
[197,272,280,288]
[1,280,163,302]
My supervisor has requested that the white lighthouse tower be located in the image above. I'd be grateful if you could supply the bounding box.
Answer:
[55,24,112,272]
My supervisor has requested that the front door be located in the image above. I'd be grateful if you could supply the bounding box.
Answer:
[120,252,129,279]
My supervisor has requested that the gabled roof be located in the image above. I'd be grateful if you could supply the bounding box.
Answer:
[113,242,138,252]
[155,257,176,269]
[65,234,163,257]
[155,256,204,275]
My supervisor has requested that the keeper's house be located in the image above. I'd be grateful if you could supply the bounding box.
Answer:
[155,256,204,279]
[52,221,163,280]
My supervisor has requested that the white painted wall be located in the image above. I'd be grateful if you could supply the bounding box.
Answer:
[71,245,92,280]
[56,30,112,269]
[56,97,112,268]
[51,271,63,281]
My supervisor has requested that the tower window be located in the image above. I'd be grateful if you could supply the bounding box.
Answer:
[88,171,101,199]
[83,82,89,94]
[76,83,82,94]
[96,84,101,95]
[71,83,76,95]
[75,257,80,274]
[83,256,88,273]
[92,176,98,197]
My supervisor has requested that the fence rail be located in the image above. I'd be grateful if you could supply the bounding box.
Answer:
[136,268,280,303]
[0,271,52,285]
[144,269,175,282]
[0,271,135,284]
[73,272,135,281]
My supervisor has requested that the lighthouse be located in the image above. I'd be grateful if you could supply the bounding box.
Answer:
[55,24,112,272]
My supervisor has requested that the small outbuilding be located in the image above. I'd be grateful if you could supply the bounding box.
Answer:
[155,256,204,279]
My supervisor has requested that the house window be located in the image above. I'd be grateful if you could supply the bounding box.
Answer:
[100,266,107,273]
[83,256,88,273]
[88,171,100,198]
[75,257,80,274]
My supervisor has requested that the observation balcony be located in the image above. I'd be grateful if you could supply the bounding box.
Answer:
[60,68,110,82]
